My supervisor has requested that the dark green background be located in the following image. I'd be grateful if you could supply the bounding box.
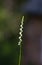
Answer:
[0,0,25,65]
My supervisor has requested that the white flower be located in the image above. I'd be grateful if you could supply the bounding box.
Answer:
[18,16,24,45]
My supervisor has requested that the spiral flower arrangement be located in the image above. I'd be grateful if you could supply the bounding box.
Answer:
[18,16,24,45]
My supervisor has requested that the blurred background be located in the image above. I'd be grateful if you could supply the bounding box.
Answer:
[0,0,26,65]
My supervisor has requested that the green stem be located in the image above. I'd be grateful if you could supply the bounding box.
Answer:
[18,44,22,65]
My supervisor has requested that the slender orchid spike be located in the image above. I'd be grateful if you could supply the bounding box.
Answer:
[18,16,24,65]
[18,16,24,45]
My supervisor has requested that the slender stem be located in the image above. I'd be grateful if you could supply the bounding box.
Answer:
[18,44,22,65]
